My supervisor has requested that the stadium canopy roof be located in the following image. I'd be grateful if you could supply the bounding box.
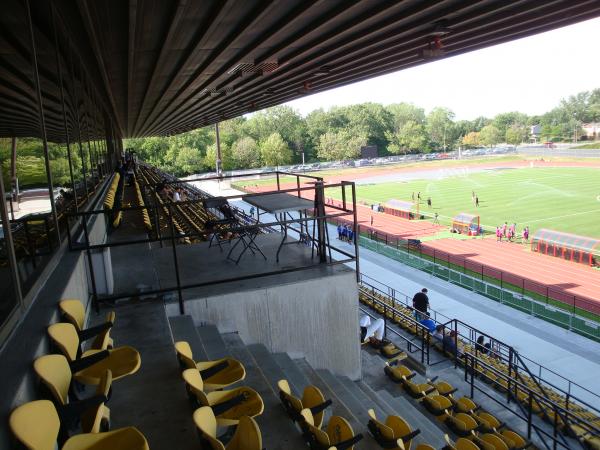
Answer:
[532,229,600,253]
[452,213,479,224]
[2,0,600,141]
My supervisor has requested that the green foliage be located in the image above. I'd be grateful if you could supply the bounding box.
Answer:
[462,131,481,148]
[259,133,292,166]
[426,107,456,150]
[505,125,528,146]
[317,130,367,161]
[386,121,428,154]
[479,125,502,147]
[231,137,260,168]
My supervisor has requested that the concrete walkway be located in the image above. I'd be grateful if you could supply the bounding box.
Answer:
[199,181,600,409]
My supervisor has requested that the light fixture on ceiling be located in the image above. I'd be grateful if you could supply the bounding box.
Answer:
[313,65,331,76]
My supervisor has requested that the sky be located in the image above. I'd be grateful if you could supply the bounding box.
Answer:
[284,17,600,120]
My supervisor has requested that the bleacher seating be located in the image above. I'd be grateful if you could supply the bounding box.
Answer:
[47,323,141,385]
[359,284,600,447]
[9,399,148,450]
[8,297,148,449]
[194,406,262,450]
[175,340,246,390]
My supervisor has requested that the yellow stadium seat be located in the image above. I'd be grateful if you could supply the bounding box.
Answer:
[59,299,115,349]
[367,408,421,450]
[175,341,245,391]
[445,434,481,450]
[422,394,453,419]
[10,399,147,450]
[182,368,263,426]
[454,397,480,414]
[380,342,407,360]
[277,379,331,428]
[472,411,505,433]
[193,406,262,450]
[33,354,112,434]
[47,323,140,385]
[403,379,437,399]
[301,408,363,450]
[445,412,480,437]
[475,433,509,450]
[384,363,416,384]
[499,430,530,450]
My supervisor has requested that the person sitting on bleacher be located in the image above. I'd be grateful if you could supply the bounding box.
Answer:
[442,330,458,355]
[360,314,385,346]
[432,324,445,342]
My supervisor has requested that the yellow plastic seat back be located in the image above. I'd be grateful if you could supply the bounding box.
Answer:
[278,379,304,414]
[481,433,508,450]
[10,400,60,449]
[175,341,197,369]
[183,368,209,405]
[59,299,85,331]
[33,354,72,405]
[456,437,480,450]
[367,408,396,440]
[327,415,357,449]
[501,430,527,449]
[455,413,478,432]
[227,415,262,450]
[302,385,327,428]
[193,406,226,450]
[48,323,80,362]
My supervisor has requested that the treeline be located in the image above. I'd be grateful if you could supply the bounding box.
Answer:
[125,88,600,176]
[1,89,599,188]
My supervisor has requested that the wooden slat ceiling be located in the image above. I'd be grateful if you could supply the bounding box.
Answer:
[1,0,600,141]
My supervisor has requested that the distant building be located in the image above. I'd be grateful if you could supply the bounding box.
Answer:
[581,123,600,140]
[529,124,541,143]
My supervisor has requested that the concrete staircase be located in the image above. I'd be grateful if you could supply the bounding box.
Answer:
[168,315,447,450]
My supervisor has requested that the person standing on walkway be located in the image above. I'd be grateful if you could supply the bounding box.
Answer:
[475,196,479,207]
[412,288,429,321]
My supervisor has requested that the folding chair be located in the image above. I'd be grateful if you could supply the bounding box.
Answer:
[203,197,239,250]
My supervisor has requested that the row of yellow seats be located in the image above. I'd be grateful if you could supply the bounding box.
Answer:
[134,176,152,231]
[277,378,365,449]
[103,173,120,210]
[174,341,263,449]
[9,299,147,450]
[384,363,530,450]
[360,287,600,441]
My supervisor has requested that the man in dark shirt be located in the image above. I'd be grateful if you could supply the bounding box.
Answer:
[412,288,429,320]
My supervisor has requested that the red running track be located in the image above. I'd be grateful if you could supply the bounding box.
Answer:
[245,183,600,315]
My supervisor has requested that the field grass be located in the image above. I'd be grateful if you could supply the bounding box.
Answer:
[332,167,600,237]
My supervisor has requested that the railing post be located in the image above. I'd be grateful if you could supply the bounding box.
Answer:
[527,392,533,439]
[167,204,184,315]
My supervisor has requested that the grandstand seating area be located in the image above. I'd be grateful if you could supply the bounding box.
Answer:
[359,286,600,450]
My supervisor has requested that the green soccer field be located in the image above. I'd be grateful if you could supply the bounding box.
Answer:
[337,167,600,238]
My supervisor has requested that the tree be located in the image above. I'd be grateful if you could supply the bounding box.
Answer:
[231,137,259,169]
[386,121,428,154]
[505,125,528,146]
[462,132,481,148]
[316,130,367,161]
[174,146,203,175]
[245,106,306,160]
[204,142,233,171]
[479,125,502,147]
[426,107,456,150]
[259,133,292,166]
[492,112,528,138]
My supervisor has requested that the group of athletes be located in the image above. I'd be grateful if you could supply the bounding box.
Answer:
[496,222,529,242]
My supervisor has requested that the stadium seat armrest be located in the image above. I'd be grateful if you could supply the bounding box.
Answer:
[78,321,113,342]
[309,399,332,416]
[406,372,417,380]
[199,360,229,380]
[429,376,439,383]
[424,386,436,395]
[335,433,363,450]
[57,394,107,426]
[211,393,247,416]
[400,428,421,443]
[70,350,110,373]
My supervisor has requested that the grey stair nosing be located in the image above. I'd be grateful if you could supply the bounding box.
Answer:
[355,381,396,418]
[247,344,288,392]
[196,324,229,359]
[314,369,372,425]
[272,353,311,395]
[168,315,209,360]
[338,376,381,411]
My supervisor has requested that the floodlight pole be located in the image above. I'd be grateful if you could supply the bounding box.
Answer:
[215,122,222,176]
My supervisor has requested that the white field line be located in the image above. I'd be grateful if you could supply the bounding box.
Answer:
[525,208,600,224]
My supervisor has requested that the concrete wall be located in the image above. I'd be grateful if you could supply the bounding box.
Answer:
[167,269,362,380]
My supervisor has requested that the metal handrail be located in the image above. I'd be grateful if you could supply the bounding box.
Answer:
[358,272,600,414]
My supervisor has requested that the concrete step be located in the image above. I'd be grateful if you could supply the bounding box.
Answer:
[168,314,208,360]
[376,390,446,448]
[220,335,306,450]
[294,362,374,450]
[272,352,311,395]
[196,324,229,359]
[354,379,396,418]
[246,344,288,392]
